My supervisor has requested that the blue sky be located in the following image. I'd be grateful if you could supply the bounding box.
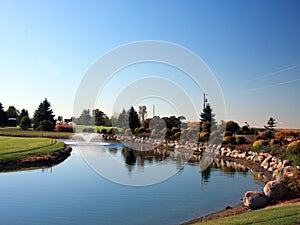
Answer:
[0,0,299,128]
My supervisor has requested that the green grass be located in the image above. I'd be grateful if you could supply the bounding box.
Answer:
[197,202,300,225]
[0,136,65,161]
[0,127,73,138]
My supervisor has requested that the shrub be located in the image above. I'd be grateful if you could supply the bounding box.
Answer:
[101,128,107,134]
[19,116,32,130]
[252,140,269,152]
[174,132,181,139]
[236,129,244,135]
[55,124,74,132]
[171,127,181,136]
[223,136,235,144]
[287,140,300,155]
[270,138,281,145]
[124,128,131,136]
[283,168,300,192]
[37,120,54,131]
[199,131,210,142]
[224,131,233,137]
[236,136,246,144]
[226,121,240,133]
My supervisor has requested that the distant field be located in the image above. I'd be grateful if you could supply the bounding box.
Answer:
[0,136,65,161]
[197,202,300,225]
[0,127,73,138]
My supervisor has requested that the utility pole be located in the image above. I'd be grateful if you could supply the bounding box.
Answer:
[203,93,207,110]
[153,105,155,117]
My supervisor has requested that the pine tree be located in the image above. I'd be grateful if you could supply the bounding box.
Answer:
[200,103,215,123]
[0,102,7,127]
[128,106,140,133]
[264,117,277,131]
[33,98,56,130]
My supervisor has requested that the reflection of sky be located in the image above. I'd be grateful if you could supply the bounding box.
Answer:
[96,62,204,121]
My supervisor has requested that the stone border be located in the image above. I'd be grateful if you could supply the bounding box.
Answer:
[0,145,72,172]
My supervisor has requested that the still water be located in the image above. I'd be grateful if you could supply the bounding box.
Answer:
[0,142,264,225]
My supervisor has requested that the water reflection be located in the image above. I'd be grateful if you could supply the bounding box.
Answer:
[117,146,266,183]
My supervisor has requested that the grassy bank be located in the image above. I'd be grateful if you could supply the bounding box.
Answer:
[0,127,73,138]
[196,202,300,225]
[0,136,65,161]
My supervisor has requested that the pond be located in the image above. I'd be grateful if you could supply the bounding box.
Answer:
[0,141,264,225]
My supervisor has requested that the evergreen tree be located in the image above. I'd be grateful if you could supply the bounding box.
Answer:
[77,109,92,125]
[115,109,128,128]
[200,103,215,123]
[32,98,56,130]
[264,117,277,131]
[0,102,7,127]
[6,106,19,118]
[128,106,140,133]
[92,109,106,126]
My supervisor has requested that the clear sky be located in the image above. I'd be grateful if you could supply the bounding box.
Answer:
[0,0,299,128]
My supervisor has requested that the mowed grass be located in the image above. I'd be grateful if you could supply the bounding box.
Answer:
[0,136,65,161]
[0,127,73,138]
[198,202,300,225]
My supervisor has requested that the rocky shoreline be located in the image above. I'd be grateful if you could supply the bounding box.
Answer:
[0,144,72,172]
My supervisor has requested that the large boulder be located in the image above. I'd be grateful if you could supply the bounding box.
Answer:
[263,180,287,202]
[243,191,268,209]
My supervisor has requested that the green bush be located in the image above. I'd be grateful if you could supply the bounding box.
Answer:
[287,140,300,155]
[236,136,246,144]
[235,129,244,135]
[174,132,181,139]
[199,131,210,142]
[37,120,54,131]
[252,139,269,152]
[223,136,235,144]
[224,131,233,137]
[19,116,32,130]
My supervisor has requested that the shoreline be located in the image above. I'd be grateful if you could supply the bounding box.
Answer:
[0,144,72,172]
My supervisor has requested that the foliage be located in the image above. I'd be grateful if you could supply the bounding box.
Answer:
[224,131,233,137]
[19,116,32,130]
[265,117,277,130]
[128,106,140,133]
[223,136,235,144]
[37,120,54,131]
[201,121,211,132]
[77,109,92,125]
[138,105,148,124]
[115,109,128,128]
[252,139,269,152]
[0,102,7,126]
[199,131,210,142]
[92,109,106,126]
[199,103,215,125]
[235,136,246,144]
[6,105,19,119]
[33,98,56,130]
[226,121,240,134]
[0,127,72,138]
[55,124,73,132]
[235,129,244,135]
[283,168,300,193]
[287,140,300,155]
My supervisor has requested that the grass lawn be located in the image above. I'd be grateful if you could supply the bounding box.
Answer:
[0,127,73,138]
[198,202,300,225]
[0,136,65,161]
